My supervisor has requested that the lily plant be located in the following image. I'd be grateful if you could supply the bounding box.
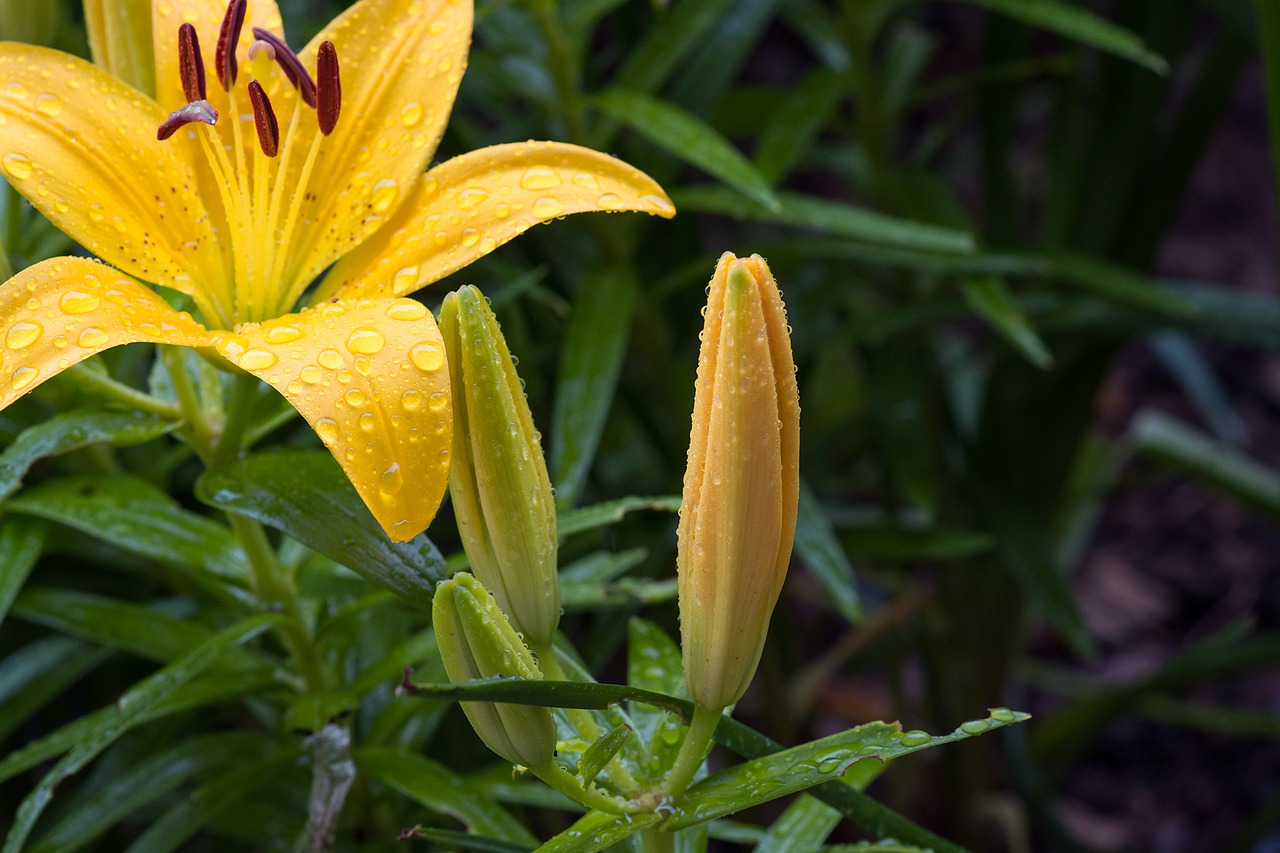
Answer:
[0,0,672,540]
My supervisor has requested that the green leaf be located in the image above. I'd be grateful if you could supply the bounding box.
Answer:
[961,277,1054,369]
[2,614,278,853]
[667,710,1030,829]
[672,186,975,253]
[1148,332,1246,444]
[755,795,841,853]
[1131,411,1280,519]
[667,0,785,115]
[195,449,448,609]
[0,637,109,743]
[4,475,247,582]
[838,525,993,561]
[0,410,177,502]
[403,828,532,853]
[961,0,1168,73]
[755,70,846,183]
[795,482,862,623]
[120,751,298,853]
[577,724,633,785]
[551,270,637,510]
[538,810,662,853]
[615,0,738,93]
[1049,252,1198,316]
[592,89,779,210]
[356,747,537,846]
[627,619,688,783]
[29,732,274,853]
[0,515,45,627]
[558,495,681,538]
[826,843,933,853]
[866,342,935,520]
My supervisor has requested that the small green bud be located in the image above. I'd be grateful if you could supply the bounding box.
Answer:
[432,573,557,769]
[440,286,560,648]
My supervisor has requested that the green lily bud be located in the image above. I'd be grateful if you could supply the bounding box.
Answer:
[678,253,800,711]
[432,572,557,769]
[82,0,156,96]
[440,286,560,648]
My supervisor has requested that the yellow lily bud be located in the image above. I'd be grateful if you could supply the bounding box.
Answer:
[440,286,560,649]
[678,253,800,711]
[432,572,558,769]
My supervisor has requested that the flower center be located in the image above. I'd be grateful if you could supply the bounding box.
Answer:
[156,0,342,327]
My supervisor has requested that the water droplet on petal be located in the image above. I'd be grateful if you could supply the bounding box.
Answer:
[318,348,343,370]
[5,82,27,100]
[315,417,339,444]
[266,324,302,344]
[370,179,399,213]
[385,300,427,321]
[520,166,562,190]
[3,152,32,180]
[572,173,599,189]
[533,197,564,219]
[456,186,489,208]
[239,349,278,371]
[58,290,100,314]
[401,389,423,410]
[6,321,42,349]
[77,327,108,348]
[401,102,424,127]
[346,326,386,355]
[392,267,421,292]
[358,411,375,432]
[494,203,510,219]
[35,93,61,116]
[597,192,623,210]
[300,364,323,384]
[409,341,443,372]
[380,462,404,496]
[428,392,447,412]
[11,366,36,390]
[344,389,365,406]
[640,194,674,215]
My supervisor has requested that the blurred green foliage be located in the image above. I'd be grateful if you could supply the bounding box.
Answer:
[1,0,1278,850]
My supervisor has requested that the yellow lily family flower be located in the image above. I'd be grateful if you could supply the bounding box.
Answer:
[678,253,799,711]
[0,0,673,540]
[440,286,559,649]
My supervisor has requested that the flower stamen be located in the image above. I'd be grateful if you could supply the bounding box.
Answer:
[251,28,317,108]
[157,100,218,140]
[247,81,279,158]
[178,23,207,103]
[316,41,341,136]
[215,0,247,90]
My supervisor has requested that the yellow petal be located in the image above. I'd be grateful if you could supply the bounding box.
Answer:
[152,0,283,114]
[319,141,676,301]
[280,0,472,299]
[0,45,224,305]
[222,297,451,541]
[85,0,156,96]
[0,257,215,409]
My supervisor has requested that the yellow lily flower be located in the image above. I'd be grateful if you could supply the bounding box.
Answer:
[0,0,673,540]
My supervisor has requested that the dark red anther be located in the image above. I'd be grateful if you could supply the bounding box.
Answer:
[157,100,219,140]
[178,23,207,102]
[247,81,279,157]
[215,0,247,90]
[316,41,340,137]
[251,27,316,108]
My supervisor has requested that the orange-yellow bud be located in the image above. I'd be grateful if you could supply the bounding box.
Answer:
[677,253,800,711]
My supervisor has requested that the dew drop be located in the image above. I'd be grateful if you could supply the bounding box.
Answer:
[572,173,598,189]
[336,368,353,384]
[354,356,371,375]
[89,204,105,222]
[456,186,489,208]
[392,267,421,292]
[358,411,375,432]
[989,707,1019,723]
[401,388,423,410]
[3,152,32,180]
[315,417,339,444]
[370,179,400,213]
[266,324,302,344]
[385,299,427,321]
[493,203,510,219]
[10,366,36,390]
[344,389,366,406]
[34,93,61,116]
[286,380,303,394]
[6,320,42,349]
[520,166,561,190]
[300,364,323,384]
[58,290,100,314]
[239,349,278,371]
[596,192,623,209]
[318,348,343,370]
[960,719,991,735]
[640,194,674,215]
[409,341,443,372]
[460,227,479,247]
[4,82,27,100]
[346,326,386,355]
[77,327,108,348]
[532,197,564,218]
[900,730,931,747]
[380,462,404,496]
[401,101,424,127]
[428,391,447,412]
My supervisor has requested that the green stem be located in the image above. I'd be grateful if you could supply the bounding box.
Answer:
[530,0,588,143]
[535,762,636,815]
[160,347,214,459]
[228,511,331,693]
[64,365,183,420]
[639,827,676,853]
[663,703,722,799]
[534,642,642,794]
[212,371,259,466]
[4,182,22,269]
